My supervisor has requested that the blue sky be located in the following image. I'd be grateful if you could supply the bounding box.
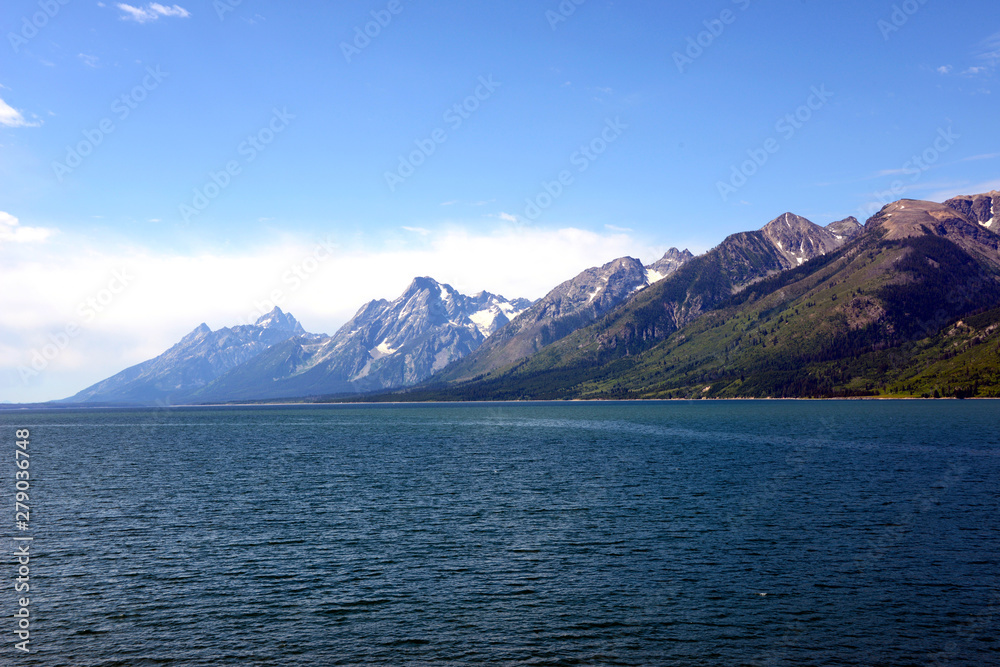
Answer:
[2,0,999,401]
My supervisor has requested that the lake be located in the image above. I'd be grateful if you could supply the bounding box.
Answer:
[2,401,998,665]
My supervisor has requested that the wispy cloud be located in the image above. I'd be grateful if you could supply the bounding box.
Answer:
[604,224,633,233]
[116,3,190,23]
[977,31,1000,67]
[961,153,1000,162]
[0,212,54,244]
[401,226,430,235]
[78,53,100,68]
[0,96,40,128]
[876,168,910,177]
[926,179,1000,202]
[496,212,518,224]
[936,65,952,75]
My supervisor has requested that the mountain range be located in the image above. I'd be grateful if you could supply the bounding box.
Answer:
[66,248,692,404]
[62,190,1000,403]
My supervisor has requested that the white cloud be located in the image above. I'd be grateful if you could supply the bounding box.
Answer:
[78,53,100,68]
[0,212,54,244]
[116,2,190,23]
[936,65,952,75]
[0,97,39,128]
[496,212,519,224]
[0,226,662,401]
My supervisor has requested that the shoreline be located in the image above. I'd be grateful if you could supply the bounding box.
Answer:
[2,396,998,410]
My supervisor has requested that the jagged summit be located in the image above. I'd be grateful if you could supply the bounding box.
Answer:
[254,307,306,334]
[761,212,841,266]
[826,216,863,240]
[646,248,694,282]
[179,322,212,343]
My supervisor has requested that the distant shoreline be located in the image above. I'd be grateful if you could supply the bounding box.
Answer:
[2,396,998,410]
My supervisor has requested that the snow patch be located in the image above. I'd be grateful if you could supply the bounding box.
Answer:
[469,308,498,337]
[985,198,997,229]
[645,268,665,284]
[369,340,398,361]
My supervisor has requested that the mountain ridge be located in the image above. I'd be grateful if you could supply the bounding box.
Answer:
[60,190,1000,404]
[388,195,1000,401]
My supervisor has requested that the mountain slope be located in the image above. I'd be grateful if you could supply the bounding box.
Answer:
[193,278,532,400]
[435,251,692,383]
[398,198,1000,400]
[65,308,307,404]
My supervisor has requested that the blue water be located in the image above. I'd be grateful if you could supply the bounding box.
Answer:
[2,401,998,665]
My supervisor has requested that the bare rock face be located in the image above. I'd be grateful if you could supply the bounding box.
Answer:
[945,191,1000,232]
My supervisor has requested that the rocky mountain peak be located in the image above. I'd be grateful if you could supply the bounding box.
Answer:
[177,322,212,346]
[826,216,863,240]
[761,212,840,266]
[646,248,694,282]
[254,307,306,334]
